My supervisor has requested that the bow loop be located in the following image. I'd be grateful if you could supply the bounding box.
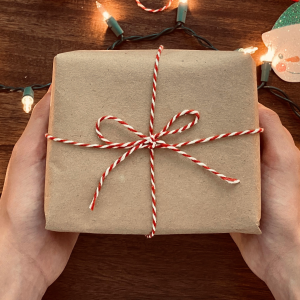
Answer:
[94,110,200,151]
[156,110,200,140]
[95,115,147,149]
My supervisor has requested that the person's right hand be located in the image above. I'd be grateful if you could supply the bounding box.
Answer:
[231,103,300,300]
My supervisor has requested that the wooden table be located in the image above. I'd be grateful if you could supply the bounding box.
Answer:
[1,0,299,298]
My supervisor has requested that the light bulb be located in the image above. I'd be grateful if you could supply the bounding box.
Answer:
[22,87,34,113]
[22,96,34,113]
[261,46,275,62]
[238,46,258,55]
[177,0,188,23]
[102,11,111,20]
[96,1,111,20]
[95,1,124,37]
[260,46,274,83]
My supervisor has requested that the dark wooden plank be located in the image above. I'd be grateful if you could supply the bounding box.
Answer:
[44,234,273,300]
[0,0,299,299]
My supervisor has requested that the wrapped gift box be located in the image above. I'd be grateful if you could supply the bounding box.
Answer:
[45,49,261,235]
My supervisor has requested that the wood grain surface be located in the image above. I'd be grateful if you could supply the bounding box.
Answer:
[0,0,299,299]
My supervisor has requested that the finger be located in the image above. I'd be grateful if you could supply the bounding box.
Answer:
[283,126,295,144]
[258,103,298,170]
[230,232,242,249]
[258,103,295,150]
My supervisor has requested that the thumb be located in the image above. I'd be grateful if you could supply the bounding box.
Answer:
[258,103,297,170]
[259,103,295,151]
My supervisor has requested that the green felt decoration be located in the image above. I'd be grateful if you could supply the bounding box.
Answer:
[273,2,300,30]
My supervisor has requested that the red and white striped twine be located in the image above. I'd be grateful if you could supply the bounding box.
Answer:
[135,0,174,13]
[46,45,264,238]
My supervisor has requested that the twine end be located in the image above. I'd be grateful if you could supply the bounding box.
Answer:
[224,177,240,184]
[145,230,155,238]
[89,200,95,211]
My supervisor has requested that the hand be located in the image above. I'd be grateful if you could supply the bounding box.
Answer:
[231,104,300,300]
[0,88,79,300]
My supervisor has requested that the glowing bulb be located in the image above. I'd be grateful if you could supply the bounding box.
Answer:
[238,46,258,55]
[261,46,275,62]
[96,1,111,21]
[179,0,188,3]
[22,87,34,113]
[22,96,34,113]
[95,1,124,37]
[102,11,111,20]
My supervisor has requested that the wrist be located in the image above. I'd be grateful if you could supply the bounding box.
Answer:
[0,233,48,300]
[265,246,300,300]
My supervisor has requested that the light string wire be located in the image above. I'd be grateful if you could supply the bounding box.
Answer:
[0,3,299,120]
[107,22,218,50]
[0,83,51,93]
[0,21,217,93]
[257,82,300,119]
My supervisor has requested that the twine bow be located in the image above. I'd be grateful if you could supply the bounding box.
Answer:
[46,45,263,238]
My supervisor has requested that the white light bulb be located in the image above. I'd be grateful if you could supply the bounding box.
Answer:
[261,46,275,62]
[179,0,188,3]
[22,95,34,113]
[102,11,111,20]
[96,1,111,21]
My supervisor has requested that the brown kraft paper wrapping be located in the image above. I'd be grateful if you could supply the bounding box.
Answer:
[45,49,261,235]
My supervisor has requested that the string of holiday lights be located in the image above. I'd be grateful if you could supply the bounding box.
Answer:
[0,0,299,120]
[106,22,218,51]
[0,83,51,113]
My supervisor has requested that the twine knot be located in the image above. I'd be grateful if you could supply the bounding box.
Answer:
[144,135,158,149]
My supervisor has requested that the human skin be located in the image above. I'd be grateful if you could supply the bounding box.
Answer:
[231,105,300,300]
[0,89,299,299]
[0,88,78,299]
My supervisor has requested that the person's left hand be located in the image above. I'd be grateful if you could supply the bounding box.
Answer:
[0,88,79,300]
